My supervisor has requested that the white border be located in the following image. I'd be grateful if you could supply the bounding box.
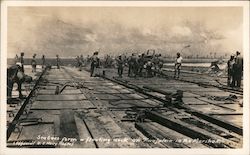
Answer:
[1,1,249,155]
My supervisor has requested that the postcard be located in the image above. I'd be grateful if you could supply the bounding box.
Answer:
[1,1,249,155]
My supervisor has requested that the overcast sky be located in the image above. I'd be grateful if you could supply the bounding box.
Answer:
[8,7,243,58]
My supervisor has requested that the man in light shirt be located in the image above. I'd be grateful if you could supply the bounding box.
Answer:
[174,52,183,79]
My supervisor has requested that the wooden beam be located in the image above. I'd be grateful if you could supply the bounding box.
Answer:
[59,110,80,147]
[145,111,229,148]
[135,122,189,148]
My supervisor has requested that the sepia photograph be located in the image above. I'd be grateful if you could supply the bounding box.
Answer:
[1,1,249,155]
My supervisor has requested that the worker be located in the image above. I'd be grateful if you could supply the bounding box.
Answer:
[31,54,37,72]
[132,54,139,78]
[14,54,19,64]
[116,55,124,78]
[174,52,183,79]
[76,56,80,67]
[87,55,90,64]
[233,51,243,87]
[210,61,220,72]
[90,51,100,77]
[128,53,138,77]
[127,55,132,77]
[146,60,154,78]
[227,55,235,86]
[7,62,32,99]
[20,52,24,72]
[56,54,60,69]
[42,55,46,69]
[80,55,84,68]
[137,53,145,77]
[76,56,82,71]
[158,54,164,77]
[152,54,160,76]
[172,90,184,104]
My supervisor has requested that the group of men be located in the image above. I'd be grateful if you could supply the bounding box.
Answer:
[90,51,243,87]
[115,52,164,78]
[227,51,243,88]
[7,52,62,99]
[84,51,165,78]
[8,49,244,100]
[115,52,184,79]
[87,51,182,79]
[15,53,48,73]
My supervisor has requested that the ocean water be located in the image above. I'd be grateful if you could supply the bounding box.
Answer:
[164,63,227,69]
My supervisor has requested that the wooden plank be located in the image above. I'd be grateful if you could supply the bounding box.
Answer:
[183,98,208,105]
[118,89,135,93]
[38,85,75,90]
[126,93,146,99]
[53,114,60,138]
[177,87,222,92]
[198,97,238,105]
[38,89,82,95]
[195,91,240,97]
[136,122,190,148]
[94,94,123,100]
[104,110,159,148]
[91,88,120,93]
[135,122,173,148]
[59,110,80,148]
[179,117,242,145]
[212,115,243,128]
[146,111,237,148]
[8,126,24,142]
[59,110,79,138]
[31,101,94,110]
[18,124,54,141]
[162,107,243,144]
[26,110,60,122]
[145,86,199,98]
[188,104,234,114]
[84,117,118,148]
[36,94,87,101]
[141,99,162,106]
[150,122,208,148]
[74,115,96,148]
[193,97,237,111]
[215,103,243,113]
[109,85,125,89]
[108,100,157,108]
[180,105,243,136]
[97,111,136,148]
